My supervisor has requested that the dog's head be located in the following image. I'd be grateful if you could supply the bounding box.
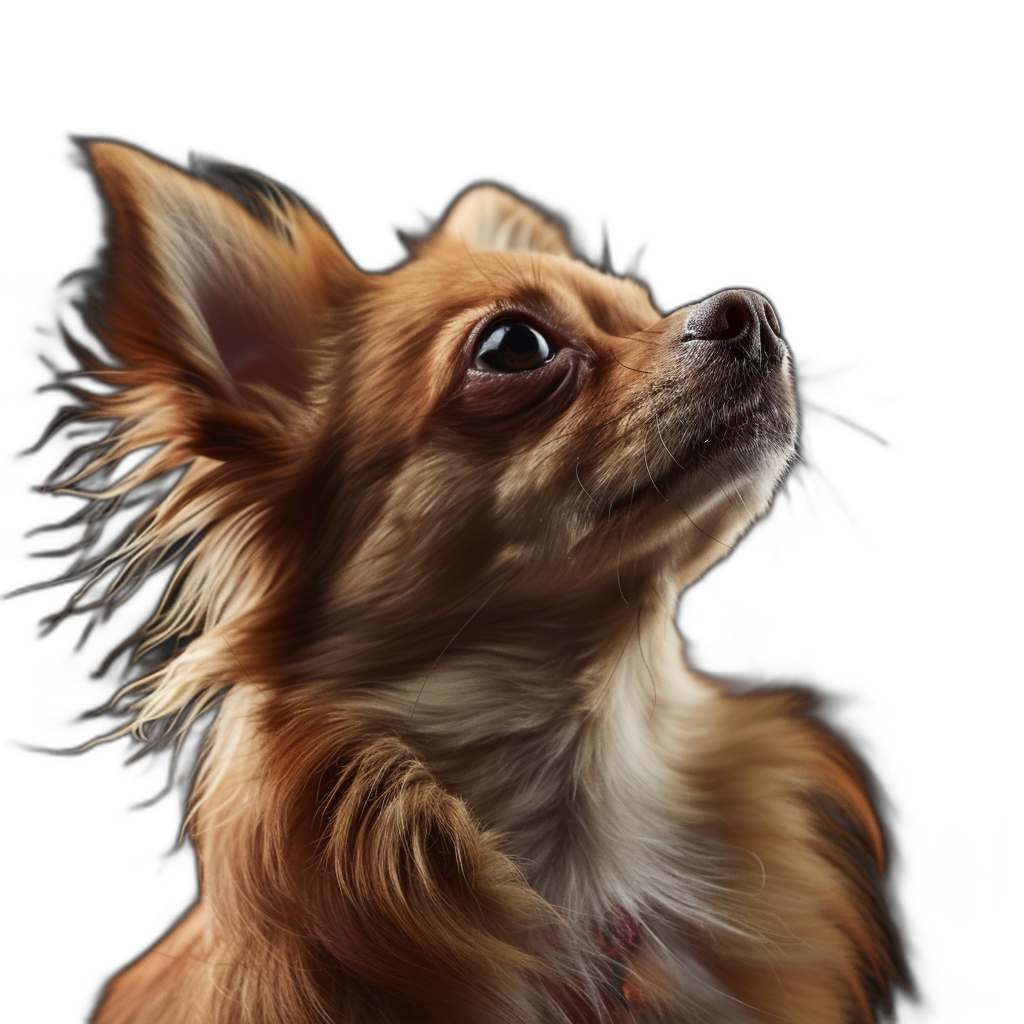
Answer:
[49,143,798,691]
[346,187,799,587]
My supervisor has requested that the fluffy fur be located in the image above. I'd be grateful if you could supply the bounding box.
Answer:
[34,141,909,1023]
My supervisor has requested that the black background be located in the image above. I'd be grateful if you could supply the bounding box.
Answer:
[9,68,966,1019]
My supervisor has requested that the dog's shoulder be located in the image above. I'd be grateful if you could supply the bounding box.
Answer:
[672,682,909,1023]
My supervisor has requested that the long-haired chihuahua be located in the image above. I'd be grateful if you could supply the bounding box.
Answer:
[32,141,909,1023]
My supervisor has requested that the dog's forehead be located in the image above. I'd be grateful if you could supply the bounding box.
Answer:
[532,257,659,336]
[399,242,660,338]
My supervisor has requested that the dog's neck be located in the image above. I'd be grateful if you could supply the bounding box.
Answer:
[335,575,711,916]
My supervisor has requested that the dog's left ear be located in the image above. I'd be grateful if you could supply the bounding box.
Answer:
[77,140,362,459]
[413,184,576,257]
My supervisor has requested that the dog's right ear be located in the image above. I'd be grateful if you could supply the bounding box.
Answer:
[408,184,576,258]
[77,140,362,458]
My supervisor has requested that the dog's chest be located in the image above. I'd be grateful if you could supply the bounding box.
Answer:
[370,626,712,916]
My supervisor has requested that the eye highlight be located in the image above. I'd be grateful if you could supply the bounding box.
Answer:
[474,321,554,373]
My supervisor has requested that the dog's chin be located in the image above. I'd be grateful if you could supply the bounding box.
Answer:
[682,441,792,520]
[611,405,797,519]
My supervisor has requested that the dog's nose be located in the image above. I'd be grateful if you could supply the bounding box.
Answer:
[683,290,781,360]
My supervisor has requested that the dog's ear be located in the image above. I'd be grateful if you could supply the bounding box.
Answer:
[78,140,361,456]
[414,184,576,257]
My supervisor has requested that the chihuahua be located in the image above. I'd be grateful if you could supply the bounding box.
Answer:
[35,141,908,1023]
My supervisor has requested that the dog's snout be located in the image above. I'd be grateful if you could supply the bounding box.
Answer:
[683,290,782,359]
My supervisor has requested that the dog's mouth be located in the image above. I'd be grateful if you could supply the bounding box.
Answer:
[604,434,720,518]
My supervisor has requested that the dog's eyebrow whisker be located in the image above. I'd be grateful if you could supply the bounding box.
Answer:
[527,251,548,296]
[461,240,502,289]
[491,247,532,294]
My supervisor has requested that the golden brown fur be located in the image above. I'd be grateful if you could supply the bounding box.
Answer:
[35,141,909,1022]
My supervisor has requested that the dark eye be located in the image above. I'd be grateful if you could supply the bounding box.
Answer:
[474,322,554,373]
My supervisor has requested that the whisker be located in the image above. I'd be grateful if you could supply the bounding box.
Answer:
[642,432,668,500]
[804,401,889,446]
[634,607,657,721]
[614,488,637,604]
[574,457,600,507]
[669,495,735,552]
[697,458,752,521]
[650,410,683,471]
[408,573,511,724]
[611,353,652,375]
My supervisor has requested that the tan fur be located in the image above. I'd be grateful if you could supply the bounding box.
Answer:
[36,141,908,1022]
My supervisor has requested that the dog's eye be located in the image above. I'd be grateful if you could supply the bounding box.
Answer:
[474,322,553,373]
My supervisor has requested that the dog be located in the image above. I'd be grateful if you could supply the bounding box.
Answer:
[34,140,909,1023]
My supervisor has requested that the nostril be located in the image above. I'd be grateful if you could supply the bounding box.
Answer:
[684,293,750,342]
[763,301,781,336]
[683,290,761,357]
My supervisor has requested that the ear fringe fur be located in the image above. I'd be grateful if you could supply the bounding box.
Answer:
[23,144,349,755]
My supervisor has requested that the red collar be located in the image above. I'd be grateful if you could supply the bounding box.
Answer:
[594,909,646,1014]
[544,908,647,1017]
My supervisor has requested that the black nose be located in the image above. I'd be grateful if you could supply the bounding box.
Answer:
[683,289,781,359]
